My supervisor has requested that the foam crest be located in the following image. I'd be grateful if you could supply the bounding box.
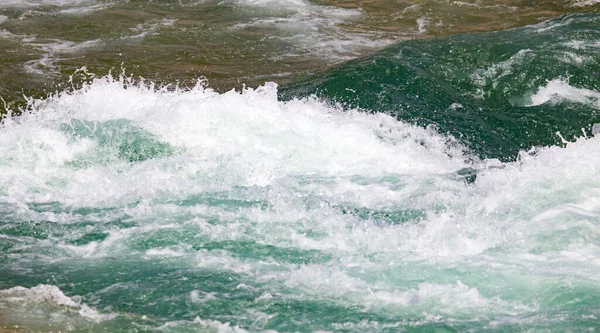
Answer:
[157,316,249,333]
[0,76,467,206]
[4,76,600,263]
[526,79,600,107]
[3,74,600,330]
[283,266,531,316]
[0,284,117,327]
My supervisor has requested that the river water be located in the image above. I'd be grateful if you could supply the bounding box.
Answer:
[0,0,597,98]
[1,1,600,332]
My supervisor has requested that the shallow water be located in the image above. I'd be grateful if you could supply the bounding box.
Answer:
[1,1,600,333]
[0,0,598,105]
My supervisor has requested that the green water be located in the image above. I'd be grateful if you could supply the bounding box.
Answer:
[1,2,600,333]
[281,13,600,161]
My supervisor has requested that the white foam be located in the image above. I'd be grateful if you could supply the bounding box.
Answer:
[23,39,101,74]
[526,79,600,107]
[143,245,190,259]
[221,0,359,15]
[3,76,600,262]
[416,18,430,34]
[0,1,111,16]
[571,0,600,7]
[0,28,30,40]
[224,0,391,60]
[0,0,99,8]
[0,15,7,24]
[563,40,600,50]
[282,265,532,315]
[57,3,110,14]
[0,284,117,323]
[3,75,600,326]
[0,77,466,206]
[157,316,249,332]
[124,18,177,40]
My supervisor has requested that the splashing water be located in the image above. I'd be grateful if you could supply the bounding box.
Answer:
[1,69,600,331]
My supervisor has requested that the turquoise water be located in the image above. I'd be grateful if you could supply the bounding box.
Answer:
[2,4,600,333]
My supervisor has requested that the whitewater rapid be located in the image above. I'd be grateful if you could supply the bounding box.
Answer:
[1,76,600,331]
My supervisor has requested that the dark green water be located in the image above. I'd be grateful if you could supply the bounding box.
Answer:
[1,3,600,333]
[282,13,600,161]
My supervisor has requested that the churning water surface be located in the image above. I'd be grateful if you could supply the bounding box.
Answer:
[1,1,600,332]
